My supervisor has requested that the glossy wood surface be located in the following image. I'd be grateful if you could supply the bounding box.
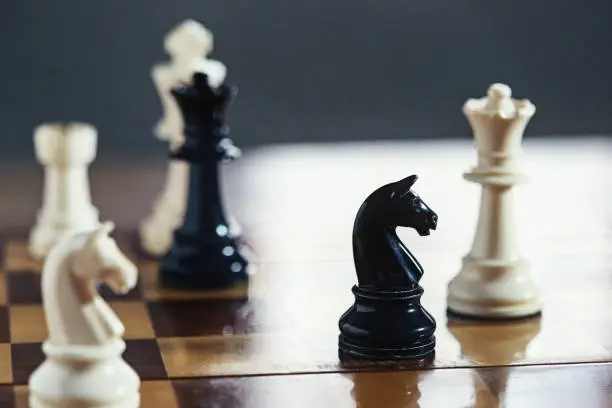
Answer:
[1,137,611,407]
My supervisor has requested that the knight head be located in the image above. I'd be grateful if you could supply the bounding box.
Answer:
[385,175,438,236]
[73,221,138,294]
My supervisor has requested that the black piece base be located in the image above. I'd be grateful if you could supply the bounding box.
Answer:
[446,308,542,322]
[159,263,248,290]
[158,231,249,290]
[338,285,436,362]
[339,334,435,361]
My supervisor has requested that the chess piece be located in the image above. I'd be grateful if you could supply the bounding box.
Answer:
[447,317,541,406]
[29,123,100,260]
[29,222,141,408]
[338,175,438,361]
[158,72,249,289]
[139,19,242,257]
[447,83,541,319]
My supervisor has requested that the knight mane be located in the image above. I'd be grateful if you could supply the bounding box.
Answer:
[42,231,89,276]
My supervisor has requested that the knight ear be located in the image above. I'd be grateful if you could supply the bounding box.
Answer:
[99,221,115,235]
[85,221,115,247]
[394,174,418,194]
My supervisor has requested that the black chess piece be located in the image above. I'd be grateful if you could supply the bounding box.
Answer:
[158,72,249,289]
[338,174,438,361]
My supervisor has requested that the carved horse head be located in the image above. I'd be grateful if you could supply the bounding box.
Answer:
[72,221,138,295]
[367,175,438,236]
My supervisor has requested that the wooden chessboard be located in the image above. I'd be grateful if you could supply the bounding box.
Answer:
[0,137,611,407]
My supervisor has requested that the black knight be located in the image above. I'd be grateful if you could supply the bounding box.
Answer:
[338,174,438,361]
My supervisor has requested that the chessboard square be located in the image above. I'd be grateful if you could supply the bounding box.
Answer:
[0,385,14,408]
[9,305,46,343]
[0,274,7,306]
[4,241,40,272]
[11,343,43,385]
[11,340,166,386]
[108,301,155,339]
[10,301,155,343]
[0,307,10,343]
[7,273,41,304]
[0,344,12,384]
[171,374,348,407]
[159,334,306,378]
[13,382,179,408]
[124,339,167,380]
[147,298,285,338]
[12,385,27,408]
[141,381,180,408]
[139,261,250,301]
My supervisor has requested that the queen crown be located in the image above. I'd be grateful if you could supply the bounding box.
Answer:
[462,83,536,172]
[171,72,236,129]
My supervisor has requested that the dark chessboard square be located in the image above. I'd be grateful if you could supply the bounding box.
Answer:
[7,272,41,304]
[148,298,271,338]
[11,342,44,385]
[12,340,166,385]
[124,339,167,380]
[173,379,237,408]
[7,268,142,304]
[0,307,8,343]
[0,385,13,408]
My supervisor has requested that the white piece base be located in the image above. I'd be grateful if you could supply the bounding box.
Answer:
[30,394,139,408]
[29,340,140,408]
[139,207,181,256]
[447,256,542,319]
[140,212,244,256]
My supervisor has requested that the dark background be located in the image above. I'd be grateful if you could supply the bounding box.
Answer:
[1,0,611,159]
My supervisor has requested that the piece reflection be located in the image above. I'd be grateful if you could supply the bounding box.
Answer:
[349,371,423,408]
[448,316,541,406]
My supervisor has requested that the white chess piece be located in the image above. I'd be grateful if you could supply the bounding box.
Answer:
[139,19,242,256]
[446,83,541,318]
[29,221,140,408]
[29,123,100,260]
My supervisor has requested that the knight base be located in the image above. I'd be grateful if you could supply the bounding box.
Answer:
[28,340,140,408]
[158,229,249,290]
[338,285,436,361]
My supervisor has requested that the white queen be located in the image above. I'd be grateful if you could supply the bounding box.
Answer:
[446,83,542,319]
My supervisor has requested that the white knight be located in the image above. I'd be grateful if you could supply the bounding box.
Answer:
[29,221,141,408]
